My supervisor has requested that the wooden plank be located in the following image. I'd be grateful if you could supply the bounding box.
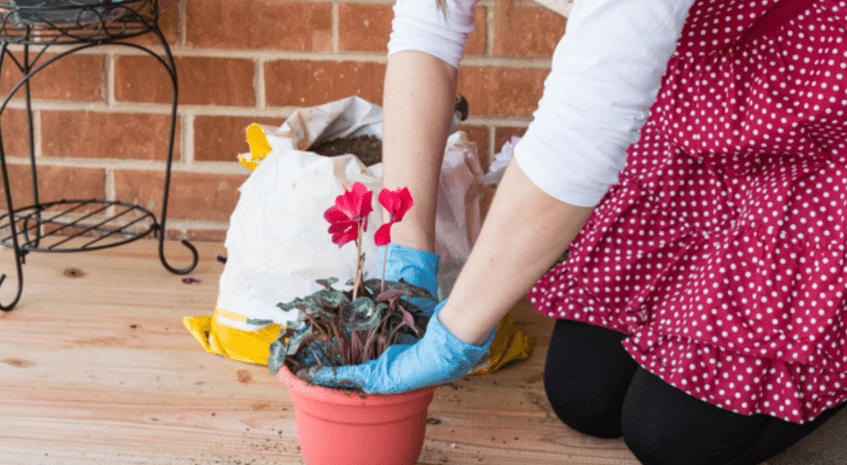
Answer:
[1,385,304,464]
[0,240,638,464]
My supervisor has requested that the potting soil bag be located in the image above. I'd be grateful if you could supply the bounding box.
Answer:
[183,96,532,375]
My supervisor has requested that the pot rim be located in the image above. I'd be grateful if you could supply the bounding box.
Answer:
[277,365,437,406]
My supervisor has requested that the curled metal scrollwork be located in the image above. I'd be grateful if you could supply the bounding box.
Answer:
[0,0,157,44]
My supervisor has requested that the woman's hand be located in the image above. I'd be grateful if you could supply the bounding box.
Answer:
[381,243,440,317]
[304,300,495,394]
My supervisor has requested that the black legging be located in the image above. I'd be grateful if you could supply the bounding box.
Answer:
[544,319,846,465]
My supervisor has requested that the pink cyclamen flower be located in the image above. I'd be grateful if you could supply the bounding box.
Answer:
[324,182,374,247]
[374,187,414,246]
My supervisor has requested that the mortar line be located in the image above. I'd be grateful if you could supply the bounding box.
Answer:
[3,99,291,117]
[105,51,116,107]
[486,0,495,57]
[5,44,552,69]
[182,113,195,164]
[255,58,266,110]
[178,0,188,48]
[105,167,116,203]
[332,2,340,52]
[6,99,523,125]
[1,156,248,175]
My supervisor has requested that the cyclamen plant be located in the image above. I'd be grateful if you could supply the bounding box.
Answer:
[268,182,433,379]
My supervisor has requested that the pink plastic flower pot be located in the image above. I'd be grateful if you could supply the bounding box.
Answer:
[278,366,437,465]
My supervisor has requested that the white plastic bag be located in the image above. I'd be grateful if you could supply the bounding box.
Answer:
[216,96,483,330]
[532,0,573,17]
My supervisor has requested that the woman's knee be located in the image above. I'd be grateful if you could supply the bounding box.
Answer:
[543,319,638,439]
[543,367,626,438]
[620,369,766,465]
[620,415,704,465]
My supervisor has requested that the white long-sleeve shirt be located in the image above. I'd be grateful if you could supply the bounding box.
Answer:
[388,0,695,206]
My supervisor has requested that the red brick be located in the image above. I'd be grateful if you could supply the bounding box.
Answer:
[494,125,528,155]
[114,170,248,222]
[457,66,547,117]
[494,5,566,58]
[186,0,332,51]
[265,60,385,107]
[0,52,105,102]
[465,6,487,56]
[0,109,31,157]
[0,164,106,208]
[127,0,181,47]
[194,115,283,162]
[114,55,255,107]
[40,111,181,161]
[338,3,392,52]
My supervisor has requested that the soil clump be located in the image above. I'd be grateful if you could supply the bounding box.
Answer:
[310,135,382,166]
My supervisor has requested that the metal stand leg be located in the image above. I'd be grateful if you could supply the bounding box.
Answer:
[148,25,198,275]
[0,41,27,311]
[0,12,199,310]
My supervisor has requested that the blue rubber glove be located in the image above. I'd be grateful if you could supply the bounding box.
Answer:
[304,300,496,394]
[380,243,440,317]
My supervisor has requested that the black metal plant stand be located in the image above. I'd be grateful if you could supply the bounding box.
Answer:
[0,0,197,311]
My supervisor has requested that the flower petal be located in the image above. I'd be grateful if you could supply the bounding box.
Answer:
[324,205,351,223]
[327,220,352,233]
[326,182,375,245]
[374,223,392,246]
[378,186,413,222]
[328,220,358,246]
[331,229,358,247]
[334,187,357,217]
[358,186,374,223]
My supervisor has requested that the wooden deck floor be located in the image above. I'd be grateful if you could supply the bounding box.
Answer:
[0,240,641,465]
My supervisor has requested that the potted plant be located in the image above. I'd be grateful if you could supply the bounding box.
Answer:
[268,181,436,465]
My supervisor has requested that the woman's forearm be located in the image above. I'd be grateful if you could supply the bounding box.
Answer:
[382,50,458,253]
[438,158,595,345]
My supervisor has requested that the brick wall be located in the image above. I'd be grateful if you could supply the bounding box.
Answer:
[0,0,567,242]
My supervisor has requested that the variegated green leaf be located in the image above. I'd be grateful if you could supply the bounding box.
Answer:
[277,296,311,312]
[286,328,312,355]
[364,278,433,300]
[313,288,349,309]
[315,277,339,289]
[341,297,383,331]
[267,334,288,374]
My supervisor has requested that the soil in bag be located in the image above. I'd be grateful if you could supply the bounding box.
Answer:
[310,135,383,167]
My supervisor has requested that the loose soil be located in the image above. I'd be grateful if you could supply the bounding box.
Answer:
[309,135,382,167]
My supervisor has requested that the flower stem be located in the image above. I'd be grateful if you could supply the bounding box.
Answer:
[349,330,358,365]
[387,322,407,346]
[327,322,344,366]
[309,345,324,369]
[352,223,364,300]
[363,327,379,361]
[380,245,388,294]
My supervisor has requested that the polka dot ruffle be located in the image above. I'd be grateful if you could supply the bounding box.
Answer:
[528,0,847,423]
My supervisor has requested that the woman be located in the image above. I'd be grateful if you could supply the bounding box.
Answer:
[310,0,847,463]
